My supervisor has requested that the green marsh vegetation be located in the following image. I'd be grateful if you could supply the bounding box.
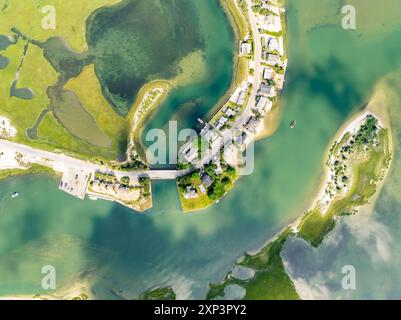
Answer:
[207,113,392,300]
[0,0,211,163]
[207,228,299,300]
[298,116,392,247]
[139,287,176,300]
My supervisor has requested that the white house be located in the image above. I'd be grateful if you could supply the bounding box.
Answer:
[266,54,282,66]
[263,67,274,80]
[184,186,198,199]
[259,82,276,97]
[268,37,280,52]
[245,117,264,135]
[235,131,251,150]
[229,86,247,106]
[214,116,228,130]
[240,42,252,56]
[223,142,241,167]
[225,107,237,118]
[258,15,282,33]
[262,3,280,15]
[229,87,242,104]
[256,96,268,113]
[184,146,198,163]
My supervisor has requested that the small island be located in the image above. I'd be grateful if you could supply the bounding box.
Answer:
[206,108,393,300]
[298,113,392,246]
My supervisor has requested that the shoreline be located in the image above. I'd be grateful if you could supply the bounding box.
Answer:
[307,111,374,213]
[292,83,394,236]
[0,277,95,301]
[0,0,286,216]
[246,85,394,268]
[204,0,250,121]
[209,86,394,300]
[169,0,289,214]
[130,0,251,166]
[0,0,252,169]
[307,87,393,216]
[135,0,249,142]
[126,80,172,162]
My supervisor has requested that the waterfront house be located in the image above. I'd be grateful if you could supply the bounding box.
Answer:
[225,107,237,118]
[240,42,252,56]
[199,184,207,194]
[259,82,276,97]
[261,2,280,15]
[184,186,199,199]
[236,131,251,150]
[263,67,274,80]
[268,37,280,52]
[256,96,268,114]
[214,116,228,130]
[201,126,219,144]
[184,146,198,163]
[229,87,246,106]
[258,15,282,33]
[201,173,213,188]
[245,117,264,135]
[266,54,282,66]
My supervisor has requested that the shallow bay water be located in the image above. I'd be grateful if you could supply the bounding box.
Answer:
[1,0,401,299]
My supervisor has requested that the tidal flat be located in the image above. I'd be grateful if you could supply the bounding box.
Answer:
[2,0,401,299]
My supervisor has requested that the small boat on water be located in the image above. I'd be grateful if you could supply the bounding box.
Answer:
[11,192,19,199]
[290,120,297,129]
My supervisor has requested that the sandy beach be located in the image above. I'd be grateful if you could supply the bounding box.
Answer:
[0,277,94,300]
[305,81,393,218]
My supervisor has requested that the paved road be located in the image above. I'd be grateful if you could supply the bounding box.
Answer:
[0,139,180,180]
[243,0,262,121]
[0,2,263,180]
[198,0,262,165]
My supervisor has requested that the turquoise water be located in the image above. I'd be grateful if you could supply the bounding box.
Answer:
[86,0,205,116]
[2,0,401,299]
[0,55,8,69]
[280,0,401,299]
[282,77,401,299]
[142,0,235,150]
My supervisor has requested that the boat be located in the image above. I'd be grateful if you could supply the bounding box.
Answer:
[11,192,19,198]
[290,120,297,129]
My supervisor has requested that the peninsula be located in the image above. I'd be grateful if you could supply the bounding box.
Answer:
[0,0,288,213]
[177,0,288,212]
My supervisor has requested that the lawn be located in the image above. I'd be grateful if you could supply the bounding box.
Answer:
[177,170,215,213]
[177,164,238,213]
